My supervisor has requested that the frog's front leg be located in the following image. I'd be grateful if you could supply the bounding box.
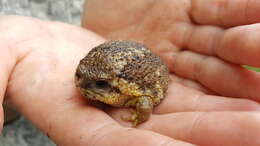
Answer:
[124,96,153,127]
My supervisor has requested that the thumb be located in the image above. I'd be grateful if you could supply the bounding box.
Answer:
[0,46,17,131]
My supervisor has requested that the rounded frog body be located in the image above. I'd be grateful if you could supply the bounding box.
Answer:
[75,40,170,126]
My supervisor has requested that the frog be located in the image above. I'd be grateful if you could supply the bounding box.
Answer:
[75,40,170,126]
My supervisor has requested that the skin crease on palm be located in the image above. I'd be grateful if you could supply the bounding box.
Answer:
[0,0,260,146]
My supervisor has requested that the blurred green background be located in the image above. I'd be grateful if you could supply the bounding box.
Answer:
[244,66,260,72]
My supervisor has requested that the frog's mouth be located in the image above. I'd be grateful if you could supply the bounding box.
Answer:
[80,88,132,107]
[80,88,104,100]
[76,77,145,107]
[75,76,116,99]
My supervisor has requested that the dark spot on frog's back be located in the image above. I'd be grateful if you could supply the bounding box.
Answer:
[127,76,134,81]
[134,56,140,60]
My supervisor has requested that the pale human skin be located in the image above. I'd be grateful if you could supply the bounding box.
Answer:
[1,0,260,146]
[82,0,260,145]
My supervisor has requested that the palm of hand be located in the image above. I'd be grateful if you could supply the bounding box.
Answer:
[0,1,260,146]
[82,0,260,145]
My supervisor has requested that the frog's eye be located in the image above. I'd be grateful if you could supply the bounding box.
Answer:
[95,80,110,89]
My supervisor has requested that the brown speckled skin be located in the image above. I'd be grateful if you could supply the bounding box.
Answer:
[75,40,169,126]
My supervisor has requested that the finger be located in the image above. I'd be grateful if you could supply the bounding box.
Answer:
[109,110,260,146]
[140,112,260,146]
[0,44,13,130]
[0,16,24,128]
[162,23,260,69]
[191,0,260,27]
[153,81,260,114]
[182,24,260,67]
[108,79,260,116]
[171,51,260,101]
[170,75,215,94]
[4,16,194,146]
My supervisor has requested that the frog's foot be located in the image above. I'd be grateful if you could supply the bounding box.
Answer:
[121,109,140,127]
[122,96,154,127]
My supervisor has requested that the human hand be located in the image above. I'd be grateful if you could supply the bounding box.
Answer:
[0,16,197,146]
[82,0,260,145]
[82,0,260,99]
[0,15,258,146]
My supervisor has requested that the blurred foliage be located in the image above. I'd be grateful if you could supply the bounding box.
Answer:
[244,66,260,72]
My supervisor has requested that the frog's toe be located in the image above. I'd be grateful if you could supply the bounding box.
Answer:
[121,109,136,120]
[121,110,140,127]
